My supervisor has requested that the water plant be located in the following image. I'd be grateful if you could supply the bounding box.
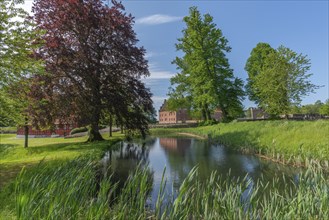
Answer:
[15,158,113,219]
[13,157,329,219]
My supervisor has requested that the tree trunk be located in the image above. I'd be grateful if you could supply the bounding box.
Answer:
[203,103,211,121]
[24,125,29,148]
[206,109,211,121]
[87,90,104,141]
[120,124,123,134]
[24,117,29,148]
[87,123,104,142]
[201,107,207,121]
[109,115,113,137]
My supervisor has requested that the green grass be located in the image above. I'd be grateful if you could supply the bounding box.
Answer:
[1,125,329,219]
[15,158,112,219]
[152,120,329,168]
[165,166,329,219]
[0,132,124,218]
[12,157,154,219]
[11,158,329,219]
[0,132,123,165]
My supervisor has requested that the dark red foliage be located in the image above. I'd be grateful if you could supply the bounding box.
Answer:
[29,0,153,140]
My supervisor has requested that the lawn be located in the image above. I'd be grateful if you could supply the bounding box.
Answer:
[0,132,123,165]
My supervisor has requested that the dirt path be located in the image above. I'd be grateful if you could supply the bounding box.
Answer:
[177,132,206,139]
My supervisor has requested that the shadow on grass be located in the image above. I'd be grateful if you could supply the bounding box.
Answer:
[0,144,18,157]
[25,139,121,155]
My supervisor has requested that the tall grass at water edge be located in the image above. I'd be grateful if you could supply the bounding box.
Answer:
[14,157,329,219]
[152,120,329,168]
[14,157,154,220]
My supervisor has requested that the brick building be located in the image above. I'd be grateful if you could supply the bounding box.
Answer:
[17,119,77,138]
[158,100,190,124]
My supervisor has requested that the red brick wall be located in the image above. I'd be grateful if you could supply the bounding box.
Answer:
[17,124,76,137]
[159,109,190,124]
[159,111,177,124]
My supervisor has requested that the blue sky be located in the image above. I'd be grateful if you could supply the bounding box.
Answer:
[22,0,329,113]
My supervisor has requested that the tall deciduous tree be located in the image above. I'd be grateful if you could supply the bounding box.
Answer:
[170,7,244,122]
[245,44,318,116]
[0,0,44,148]
[30,0,153,141]
[244,43,276,104]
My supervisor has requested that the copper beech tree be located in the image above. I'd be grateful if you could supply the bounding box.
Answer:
[29,0,153,141]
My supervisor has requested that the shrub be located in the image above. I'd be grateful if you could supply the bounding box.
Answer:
[69,127,88,135]
[198,119,218,126]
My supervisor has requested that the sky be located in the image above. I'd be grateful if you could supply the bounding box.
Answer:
[21,0,329,114]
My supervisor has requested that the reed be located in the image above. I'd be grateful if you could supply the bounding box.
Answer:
[15,158,112,219]
[161,166,329,219]
[13,158,329,219]
[14,158,155,219]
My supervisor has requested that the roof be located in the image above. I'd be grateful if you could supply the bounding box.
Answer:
[159,99,168,112]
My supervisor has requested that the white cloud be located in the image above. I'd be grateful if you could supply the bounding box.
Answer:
[141,63,175,80]
[144,51,165,59]
[148,70,174,79]
[152,96,168,102]
[136,14,182,25]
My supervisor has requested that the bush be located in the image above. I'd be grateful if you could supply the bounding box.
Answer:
[69,127,88,135]
[0,127,17,134]
[99,125,107,130]
[198,119,218,126]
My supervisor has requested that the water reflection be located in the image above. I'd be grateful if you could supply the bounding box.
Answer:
[101,137,300,207]
[160,138,191,156]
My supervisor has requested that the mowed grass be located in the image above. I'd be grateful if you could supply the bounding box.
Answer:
[152,120,329,167]
[0,132,123,165]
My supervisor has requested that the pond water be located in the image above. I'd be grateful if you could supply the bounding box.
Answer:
[101,137,300,207]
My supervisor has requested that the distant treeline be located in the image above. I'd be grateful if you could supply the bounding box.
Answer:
[290,99,329,115]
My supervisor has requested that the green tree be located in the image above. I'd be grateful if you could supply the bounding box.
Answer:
[170,7,244,122]
[299,100,323,114]
[0,0,44,147]
[246,44,318,116]
[245,43,276,104]
[319,99,329,115]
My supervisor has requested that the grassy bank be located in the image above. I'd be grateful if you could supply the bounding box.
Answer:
[1,125,329,219]
[151,120,329,168]
[0,132,124,218]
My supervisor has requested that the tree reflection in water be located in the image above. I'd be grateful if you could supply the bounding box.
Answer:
[101,137,301,208]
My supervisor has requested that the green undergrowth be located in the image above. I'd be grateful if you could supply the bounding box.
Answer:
[151,120,329,168]
[9,157,329,219]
